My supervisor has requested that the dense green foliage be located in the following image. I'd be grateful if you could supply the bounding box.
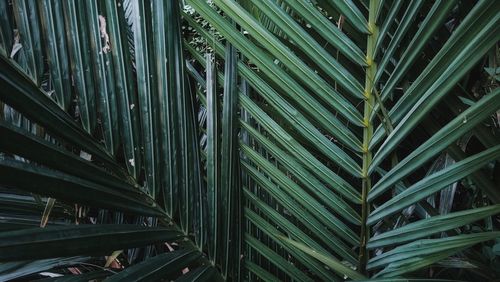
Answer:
[0,0,499,281]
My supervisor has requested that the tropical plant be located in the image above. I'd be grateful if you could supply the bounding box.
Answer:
[0,0,499,281]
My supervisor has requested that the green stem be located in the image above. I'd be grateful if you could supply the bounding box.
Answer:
[359,0,378,274]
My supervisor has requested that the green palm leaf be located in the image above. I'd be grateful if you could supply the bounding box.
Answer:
[0,0,499,280]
